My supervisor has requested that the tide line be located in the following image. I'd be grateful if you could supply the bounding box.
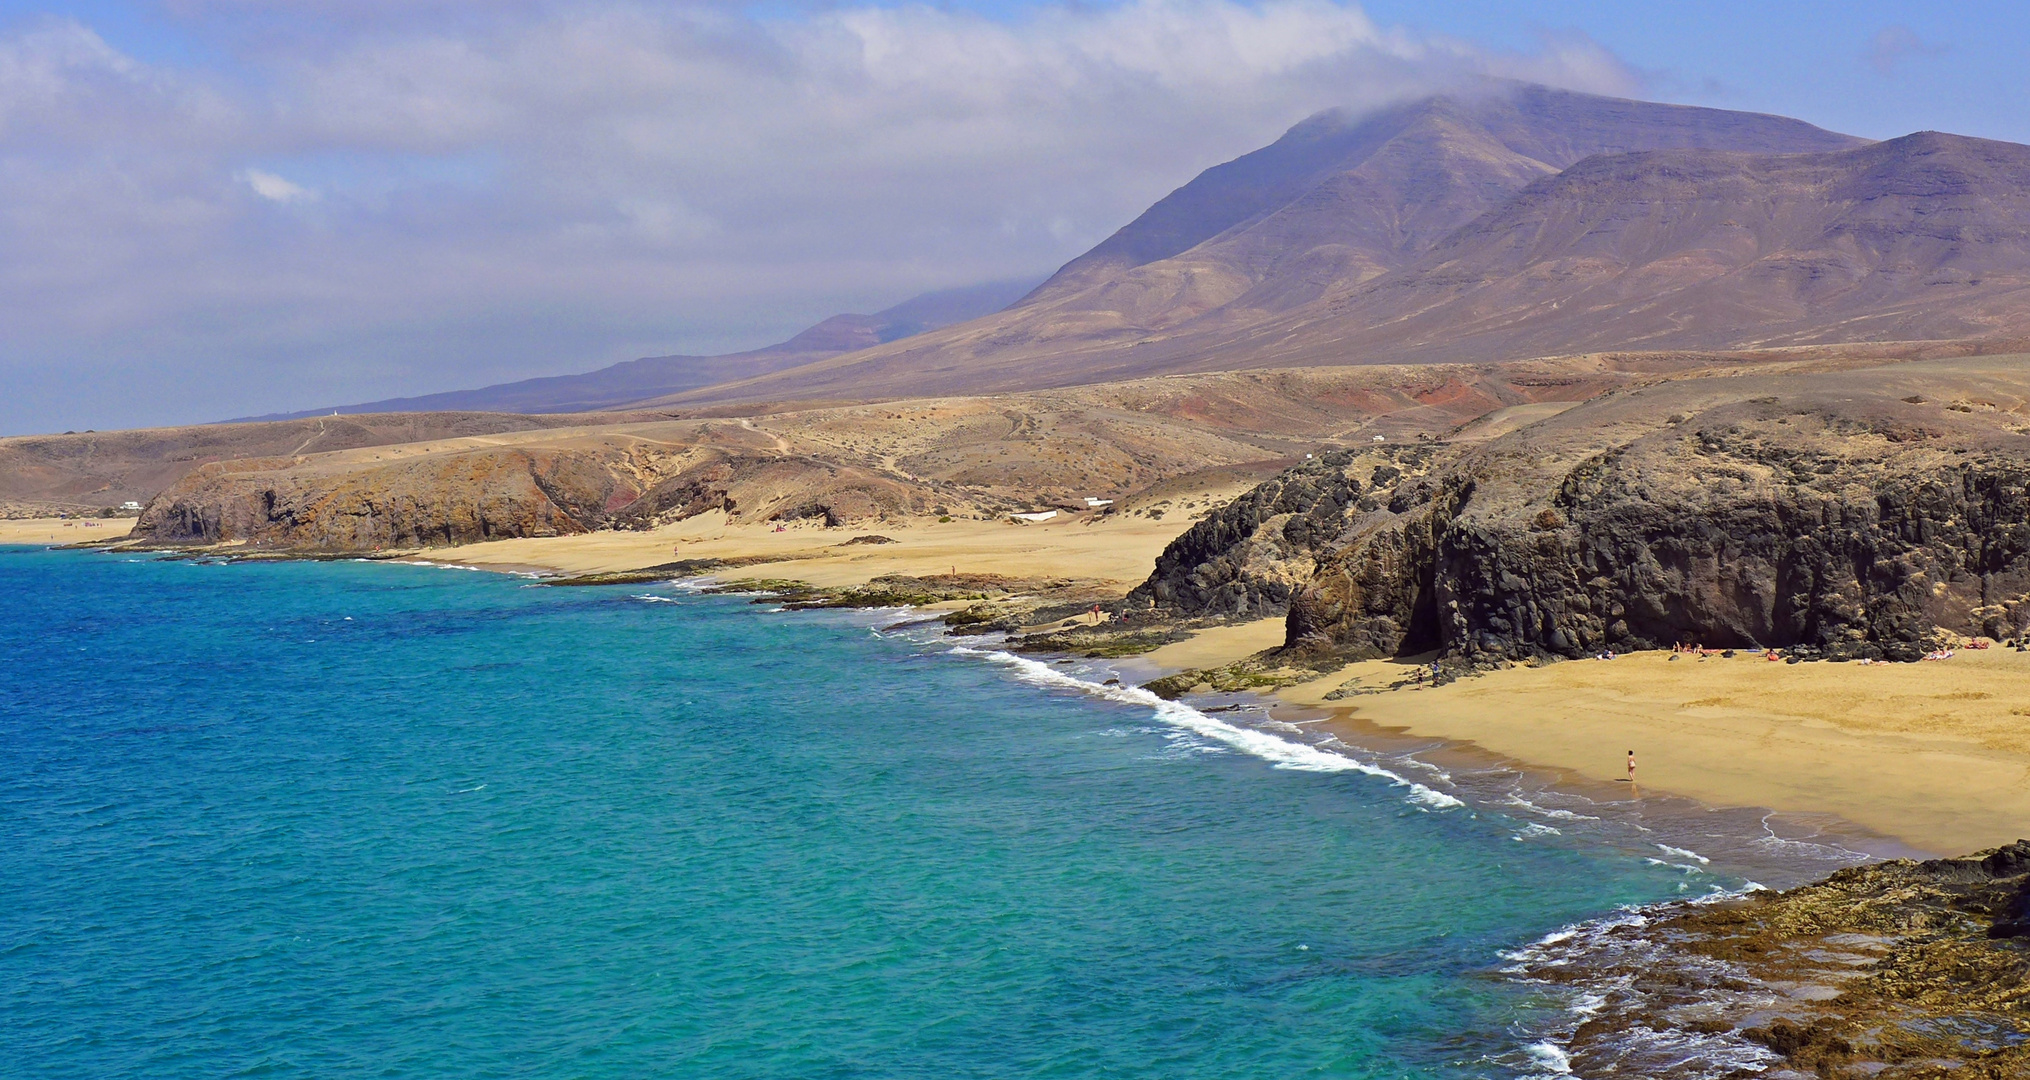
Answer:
[948,646,1464,809]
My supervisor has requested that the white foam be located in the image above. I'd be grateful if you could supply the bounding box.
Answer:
[1502,793,1602,823]
[1753,814,1870,863]
[631,594,683,604]
[1656,843,1711,865]
[393,559,488,572]
[948,646,1464,809]
[1522,1040,1573,1076]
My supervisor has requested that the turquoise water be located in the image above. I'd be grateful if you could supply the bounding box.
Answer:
[2,548,1696,1078]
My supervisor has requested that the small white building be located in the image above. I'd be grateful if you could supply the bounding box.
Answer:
[1008,510,1058,523]
[120,501,143,511]
[1082,497,1113,508]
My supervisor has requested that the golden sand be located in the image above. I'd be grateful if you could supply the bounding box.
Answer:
[444,509,1201,589]
[0,518,134,544]
[1139,617,1289,671]
[1276,650,2030,856]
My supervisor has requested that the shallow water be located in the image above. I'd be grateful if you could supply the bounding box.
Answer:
[0,548,1799,1077]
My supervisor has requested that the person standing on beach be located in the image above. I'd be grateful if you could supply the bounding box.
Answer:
[1626,750,1636,781]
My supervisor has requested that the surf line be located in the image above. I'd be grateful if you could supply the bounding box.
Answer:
[948,646,1464,810]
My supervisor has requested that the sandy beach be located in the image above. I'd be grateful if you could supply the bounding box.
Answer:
[445,508,1207,590]
[1275,649,2030,857]
[0,518,135,545]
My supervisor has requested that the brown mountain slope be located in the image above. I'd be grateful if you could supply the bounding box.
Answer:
[650,85,1866,407]
[1218,130,2030,366]
[115,354,1783,550]
[1030,83,1860,305]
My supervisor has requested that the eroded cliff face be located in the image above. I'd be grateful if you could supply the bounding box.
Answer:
[1123,445,1444,618]
[1138,358,2030,661]
[134,440,937,550]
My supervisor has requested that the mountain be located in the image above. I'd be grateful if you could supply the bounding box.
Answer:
[635,85,2030,407]
[247,277,1041,420]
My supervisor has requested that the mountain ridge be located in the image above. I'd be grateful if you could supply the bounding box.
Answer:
[242,277,1043,422]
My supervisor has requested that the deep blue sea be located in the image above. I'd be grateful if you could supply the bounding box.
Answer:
[2,547,1752,1078]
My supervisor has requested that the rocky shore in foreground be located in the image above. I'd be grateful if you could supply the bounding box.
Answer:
[1509,842,2030,1079]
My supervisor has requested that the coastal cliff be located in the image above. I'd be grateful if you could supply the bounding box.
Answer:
[1131,357,2030,660]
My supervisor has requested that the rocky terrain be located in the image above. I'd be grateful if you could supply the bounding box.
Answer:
[1508,841,2030,1078]
[0,412,594,518]
[1128,356,2030,662]
[106,356,1692,550]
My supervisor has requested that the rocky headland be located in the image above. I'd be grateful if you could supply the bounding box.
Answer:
[1128,356,2030,666]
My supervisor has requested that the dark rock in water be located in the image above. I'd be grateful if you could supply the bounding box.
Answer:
[1509,839,2030,1079]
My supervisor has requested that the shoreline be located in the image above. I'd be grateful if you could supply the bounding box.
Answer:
[19,521,2022,1078]
[1272,648,2030,858]
[58,507,2027,861]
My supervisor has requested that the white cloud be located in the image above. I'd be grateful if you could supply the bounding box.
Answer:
[240,168,315,202]
[0,2,1643,431]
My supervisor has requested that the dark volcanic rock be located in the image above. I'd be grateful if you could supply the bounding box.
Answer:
[1166,357,2030,661]
[1124,445,1444,618]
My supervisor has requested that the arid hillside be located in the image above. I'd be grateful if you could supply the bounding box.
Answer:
[105,354,1772,551]
[0,412,597,517]
[652,96,2030,408]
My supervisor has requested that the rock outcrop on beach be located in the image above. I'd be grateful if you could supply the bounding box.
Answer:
[1511,840,2030,1078]
[1134,356,2030,660]
[1124,444,1444,618]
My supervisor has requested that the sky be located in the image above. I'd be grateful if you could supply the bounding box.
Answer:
[0,0,2024,433]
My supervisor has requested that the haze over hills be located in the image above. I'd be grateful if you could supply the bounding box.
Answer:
[642,86,2030,408]
[248,278,1042,421]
